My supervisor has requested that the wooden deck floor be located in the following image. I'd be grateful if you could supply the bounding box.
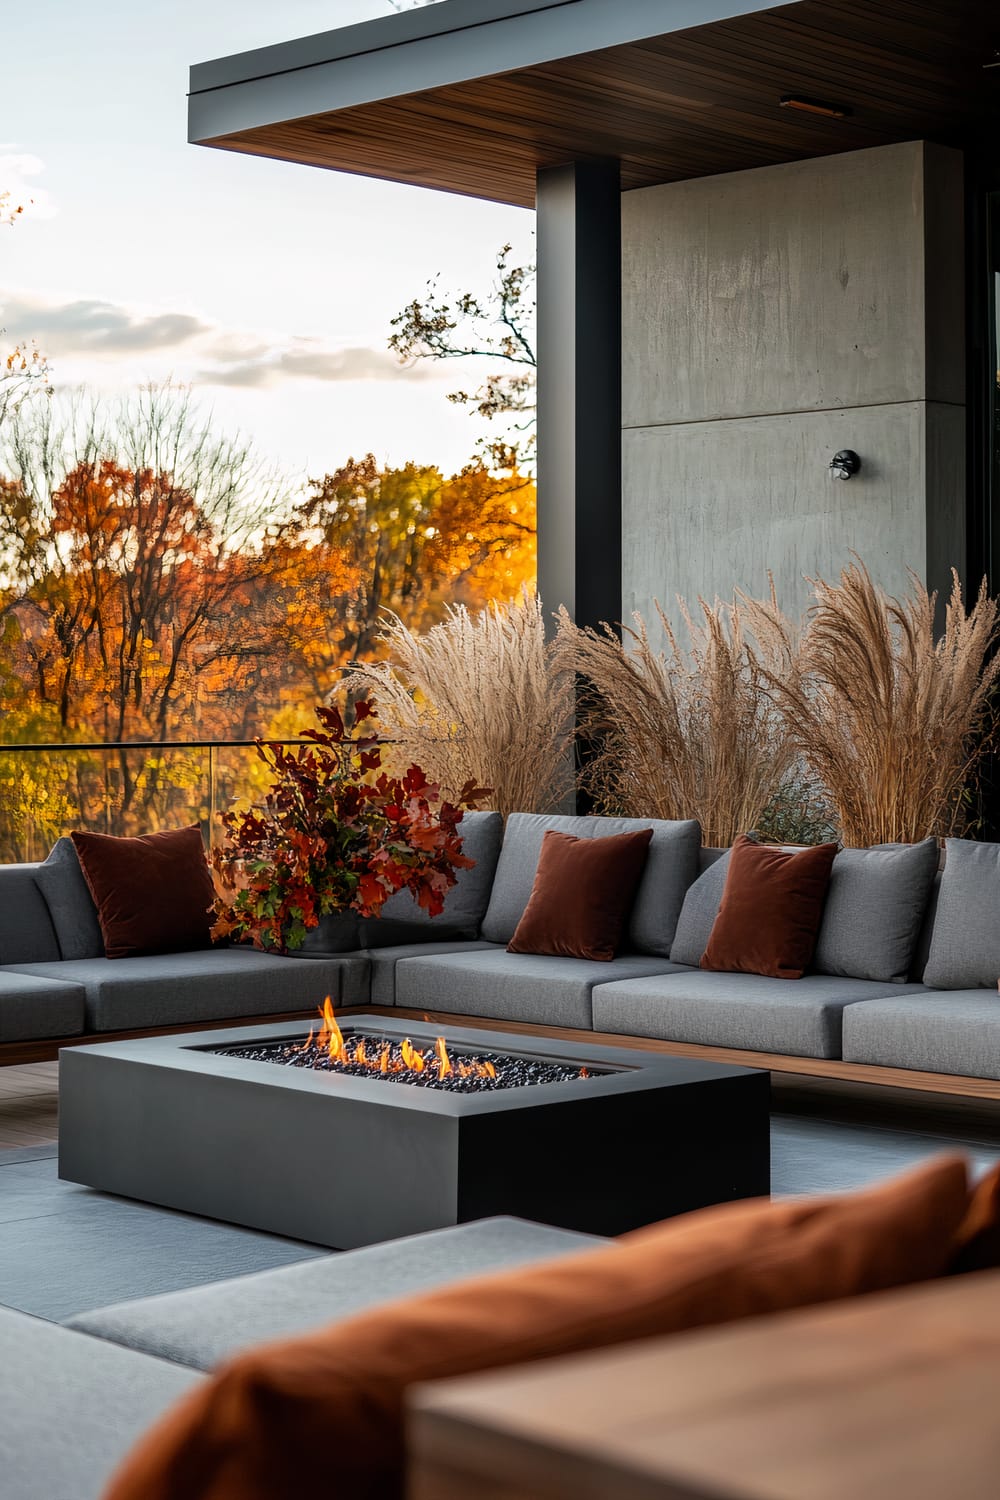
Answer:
[0,1063,58,1148]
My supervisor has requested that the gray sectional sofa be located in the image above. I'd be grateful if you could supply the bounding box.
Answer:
[3,815,1000,1498]
[2,812,1000,1088]
[1,1216,600,1500]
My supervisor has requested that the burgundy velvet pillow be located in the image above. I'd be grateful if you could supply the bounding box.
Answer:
[507,827,653,961]
[701,834,838,980]
[71,826,217,960]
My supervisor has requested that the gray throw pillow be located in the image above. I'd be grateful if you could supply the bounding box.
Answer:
[33,837,105,960]
[812,838,938,983]
[668,849,731,966]
[923,839,1000,989]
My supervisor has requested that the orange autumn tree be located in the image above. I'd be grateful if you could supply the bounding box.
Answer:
[0,389,293,829]
[273,454,536,707]
[0,388,537,845]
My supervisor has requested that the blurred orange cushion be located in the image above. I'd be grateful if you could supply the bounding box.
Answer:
[104,1156,970,1500]
[949,1163,1000,1274]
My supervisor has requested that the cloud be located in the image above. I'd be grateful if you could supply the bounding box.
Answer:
[196,340,431,389]
[0,293,209,354]
[203,335,273,365]
[0,147,55,220]
[0,290,432,388]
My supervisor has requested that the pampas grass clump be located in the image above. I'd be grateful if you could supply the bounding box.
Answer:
[555,593,800,847]
[351,592,575,818]
[759,562,1000,846]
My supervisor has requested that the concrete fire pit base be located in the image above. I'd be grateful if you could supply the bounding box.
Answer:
[59,1015,769,1249]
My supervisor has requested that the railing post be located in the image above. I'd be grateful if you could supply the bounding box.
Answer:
[208,744,217,849]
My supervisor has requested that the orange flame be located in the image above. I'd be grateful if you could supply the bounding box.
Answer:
[401,1038,425,1072]
[316,996,346,1063]
[435,1036,453,1080]
[456,1056,497,1080]
[299,1004,517,1087]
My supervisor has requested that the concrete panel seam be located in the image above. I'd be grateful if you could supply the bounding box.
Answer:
[621,398,965,432]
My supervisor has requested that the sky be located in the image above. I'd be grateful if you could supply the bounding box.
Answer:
[1,0,533,487]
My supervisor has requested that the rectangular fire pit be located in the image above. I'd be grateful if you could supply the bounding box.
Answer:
[59,1013,769,1249]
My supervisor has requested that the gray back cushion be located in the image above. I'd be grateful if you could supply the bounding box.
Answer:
[588,814,700,956]
[0,863,63,963]
[480,812,700,954]
[33,837,105,960]
[909,870,941,982]
[923,839,1000,989]
[668,849,732,966]
[481,814,594,943]
[812,838,938,983]
[359,810,504,948]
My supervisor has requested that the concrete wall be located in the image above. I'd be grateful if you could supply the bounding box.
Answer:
[621,141,965,630]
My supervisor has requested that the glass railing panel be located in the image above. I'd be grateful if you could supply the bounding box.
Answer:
[0,741,308,863]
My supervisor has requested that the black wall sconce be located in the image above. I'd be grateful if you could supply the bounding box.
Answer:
[829,449,861,480]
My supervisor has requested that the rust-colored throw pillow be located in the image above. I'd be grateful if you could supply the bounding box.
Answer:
[71,826,217,961]
[507,827,653,961]
[701,834,838,980]
[103,1156,971,1500]
[949,1163,1000,1274]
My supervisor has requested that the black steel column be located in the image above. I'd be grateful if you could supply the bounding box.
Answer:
[536,160,622,633]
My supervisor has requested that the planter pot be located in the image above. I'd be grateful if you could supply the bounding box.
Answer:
[298,912,361,956]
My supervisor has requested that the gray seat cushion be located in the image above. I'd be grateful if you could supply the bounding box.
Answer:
[0,864,62,964]
[843,989,1000,1079]
[0,1305,202,1500]
[33,838,105,960]
[66,1216,603,1371]
[668,849,731,965]
[481,812,700,954]
[394,946,689,1028]
[812,839,938,983]
[363,940,497,1007]
[3,948,368,1031]
[0,970,86,1040]
[592,971,926,1060]
[923,839,1000,989]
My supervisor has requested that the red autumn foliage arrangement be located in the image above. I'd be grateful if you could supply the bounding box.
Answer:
[210,698,488,952]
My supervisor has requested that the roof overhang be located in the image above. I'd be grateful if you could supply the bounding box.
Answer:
[189,0,1000,208]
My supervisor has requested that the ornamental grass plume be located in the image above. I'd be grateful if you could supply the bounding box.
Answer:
[753,561,1000,847]
[351,591,575,819]
[554,591,801,847]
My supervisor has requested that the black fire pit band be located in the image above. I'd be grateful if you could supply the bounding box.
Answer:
[59,1014,770,1250]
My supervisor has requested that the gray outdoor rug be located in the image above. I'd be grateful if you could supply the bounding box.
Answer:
[0,1146,324,1322]
[1,1113,998,1323]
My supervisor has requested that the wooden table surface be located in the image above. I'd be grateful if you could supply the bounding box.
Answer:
[408,1269,1000,1500]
